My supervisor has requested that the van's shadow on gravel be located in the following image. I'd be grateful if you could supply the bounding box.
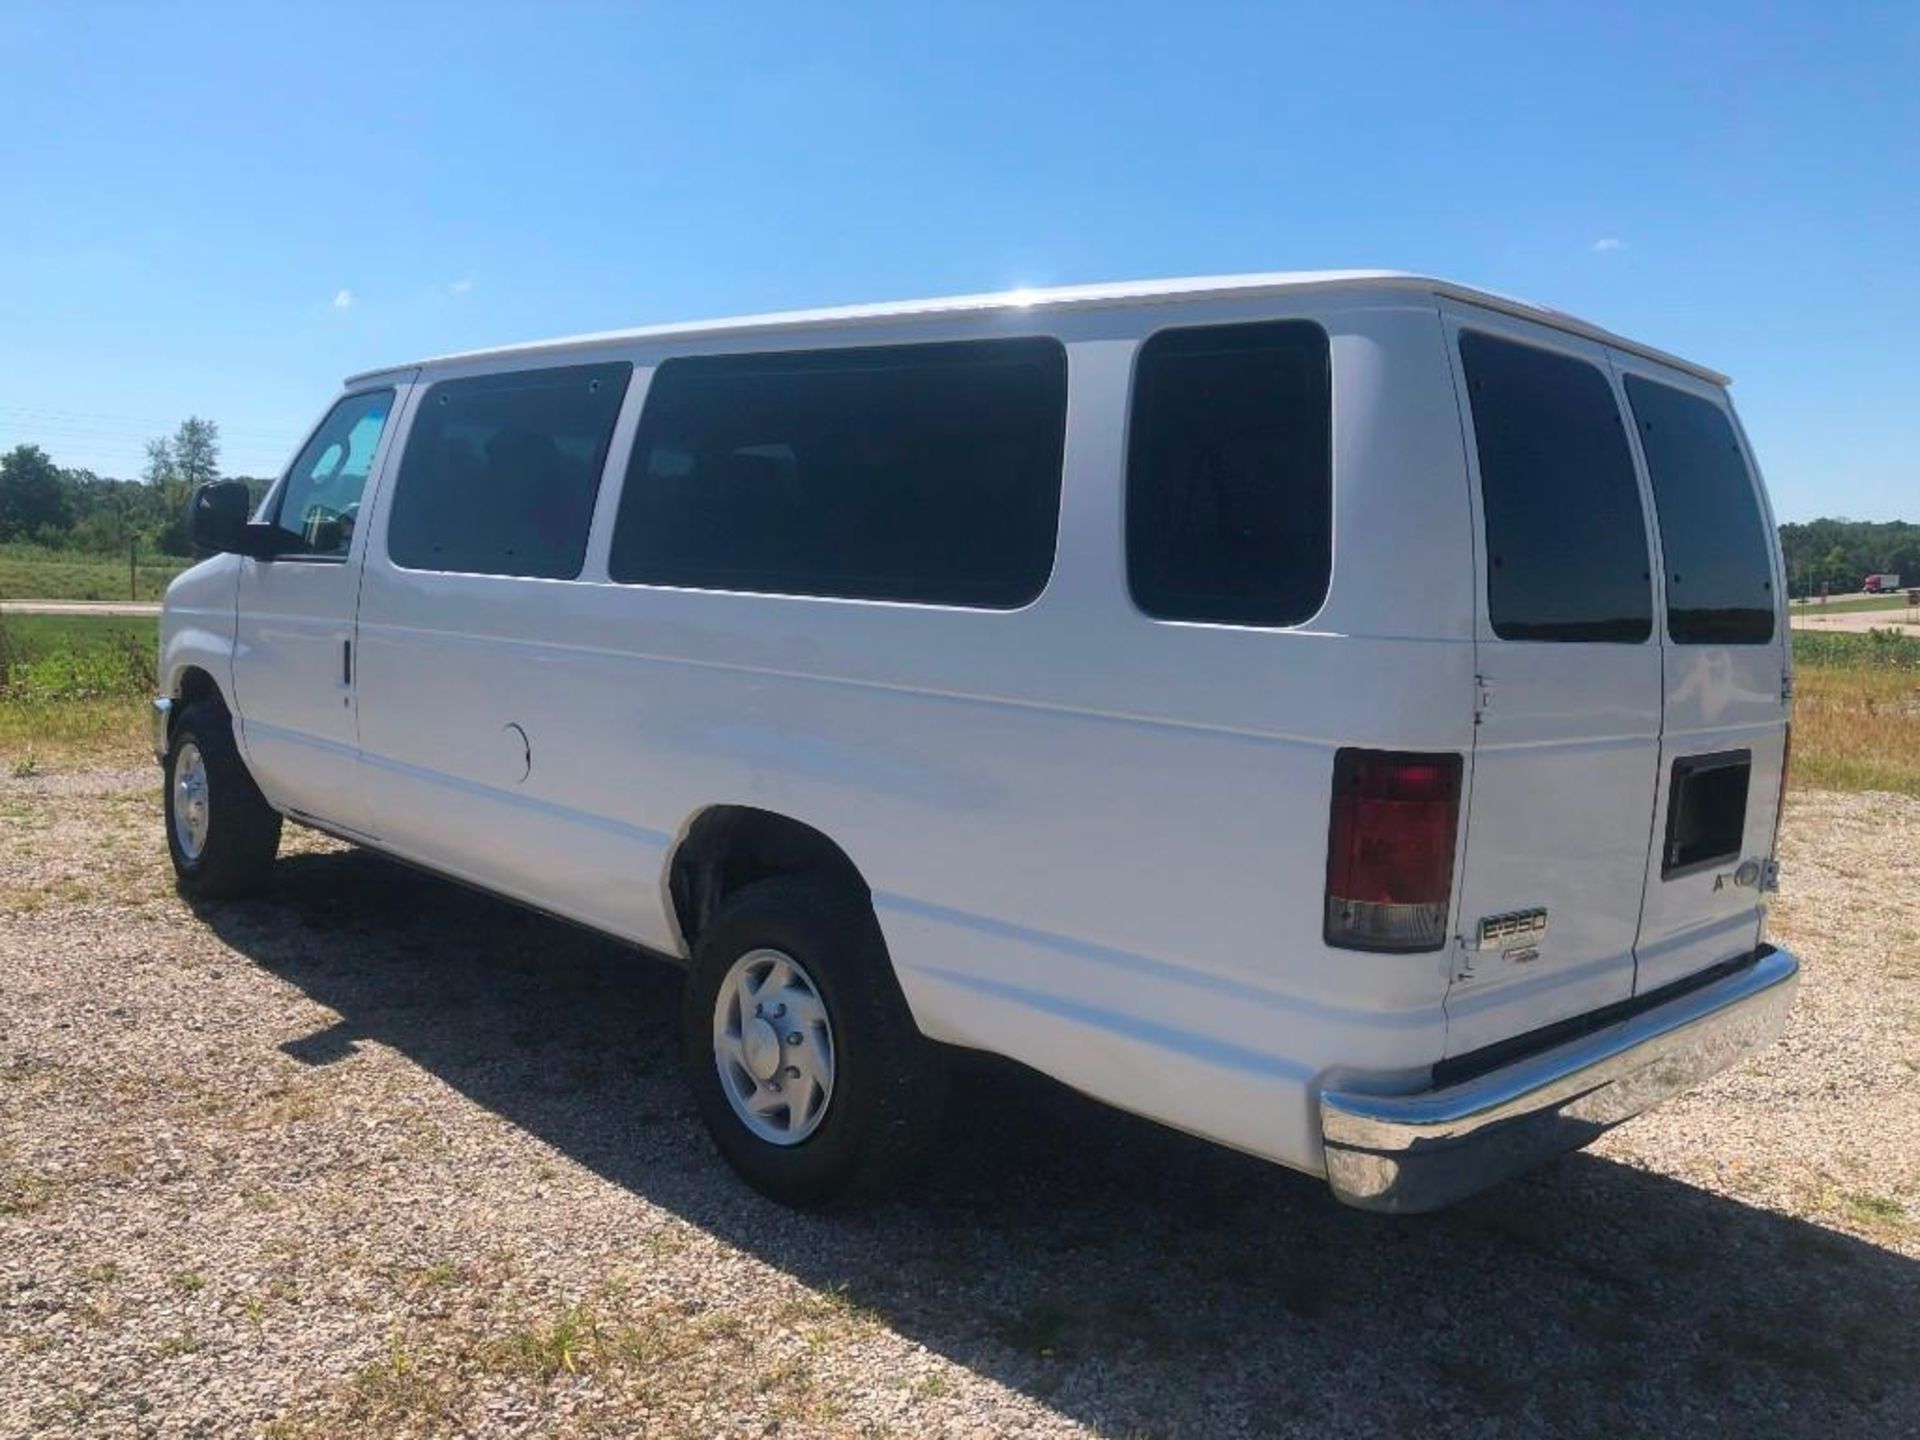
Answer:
[203,848,1920,1440]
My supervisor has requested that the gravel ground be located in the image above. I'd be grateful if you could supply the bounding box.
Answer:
[3,768,1917,1439]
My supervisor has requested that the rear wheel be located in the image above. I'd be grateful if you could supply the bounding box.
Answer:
[681,876,945,1208]
[164,700,282,898]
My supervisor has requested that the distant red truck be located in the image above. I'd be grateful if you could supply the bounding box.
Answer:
[1863,573,1903,593]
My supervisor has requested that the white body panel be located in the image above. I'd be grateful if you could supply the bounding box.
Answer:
[158,272,1789,1179]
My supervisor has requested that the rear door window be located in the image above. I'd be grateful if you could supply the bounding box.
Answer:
[388,362,632,579]
[1126,320,1332,627]
[1624,376,1775,644]
[1459,331,1652,643]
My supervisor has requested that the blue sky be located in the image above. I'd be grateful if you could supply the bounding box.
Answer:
[2,2,1914,520]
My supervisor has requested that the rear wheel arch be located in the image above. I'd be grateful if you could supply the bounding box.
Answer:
[666,804,871,955]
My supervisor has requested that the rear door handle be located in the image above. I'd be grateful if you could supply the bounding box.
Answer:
[342,638,352,686]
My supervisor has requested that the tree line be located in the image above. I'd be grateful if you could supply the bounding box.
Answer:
[0,425,1913,593]
[0,419,269,557]
[1778,519,1918,596]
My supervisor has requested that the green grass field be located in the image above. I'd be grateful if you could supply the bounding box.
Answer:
[2,615,1915,795]
[1789,593,1915,615]
[0,543,188,602]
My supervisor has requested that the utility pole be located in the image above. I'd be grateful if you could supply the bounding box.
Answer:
[130,536,137,601]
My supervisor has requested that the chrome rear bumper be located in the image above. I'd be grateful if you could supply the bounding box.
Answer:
[1320,946,1799,1213]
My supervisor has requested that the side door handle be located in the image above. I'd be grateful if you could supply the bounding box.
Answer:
[342,638,353,687]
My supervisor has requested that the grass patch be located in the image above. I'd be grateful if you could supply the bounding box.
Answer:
[0,543,187,602]
[1841,1191,1908,1228]
[1790,594,1915,616]
[0,697,148,769]
[1793,628,1920,671]
[0,613,156,770]
[1,1160,57,1215]
[1,612,157,701]
[1792,663,1920,796]
[992,1297,1076,1359]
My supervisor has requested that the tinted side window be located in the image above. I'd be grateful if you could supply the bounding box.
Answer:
[271,389,393,557]
[1126,321,1331,627]
[1460,331,1652,643]
[608,338,1066,607]
[1624,376,1775,644]
[388,362,632,579]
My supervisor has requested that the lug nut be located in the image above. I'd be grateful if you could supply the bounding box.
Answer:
[785,1066,801,1079]
[786,1032,802,1046]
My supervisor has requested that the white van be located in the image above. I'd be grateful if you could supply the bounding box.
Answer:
[154,272,1799,1213]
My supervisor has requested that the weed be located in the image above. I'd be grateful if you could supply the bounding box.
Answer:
[489,1302,603,1382]
[992,1297,1076,1358]
[0,1159,56,1216]
[1842,1191,1907,1227]
[915,1370,952,1400]
[154,1330,201,1358]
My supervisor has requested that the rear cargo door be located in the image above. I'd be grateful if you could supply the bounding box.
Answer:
[1438,304,1662,1055]
[1611,356,1789,993]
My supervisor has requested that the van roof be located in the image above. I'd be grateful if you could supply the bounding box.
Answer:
[346,270,1729,387]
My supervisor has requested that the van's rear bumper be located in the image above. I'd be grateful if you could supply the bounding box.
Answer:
[1319,945,1798,1213]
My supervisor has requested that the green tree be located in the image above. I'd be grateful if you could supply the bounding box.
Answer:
[173,416,220,489]
[0,443,72,541]
[144,435,190,555]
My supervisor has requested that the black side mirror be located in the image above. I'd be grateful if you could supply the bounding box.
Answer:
[187,480,297,560]
[187,480,253,555]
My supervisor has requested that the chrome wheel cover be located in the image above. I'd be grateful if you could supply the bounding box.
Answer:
[172,740,210,862]
[713,947,835,1146]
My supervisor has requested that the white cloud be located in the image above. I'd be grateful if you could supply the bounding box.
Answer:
[332,288,355,309]
[449,275,475,295]
[1591,237,1625,253]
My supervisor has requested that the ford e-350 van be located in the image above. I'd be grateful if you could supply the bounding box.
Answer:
[155,271,1798,1212]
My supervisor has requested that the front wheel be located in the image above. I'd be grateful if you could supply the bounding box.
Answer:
[164,700,282,899]
[681,877,945,1208]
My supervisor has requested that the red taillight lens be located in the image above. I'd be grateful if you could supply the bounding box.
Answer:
[1324,749,1463,952]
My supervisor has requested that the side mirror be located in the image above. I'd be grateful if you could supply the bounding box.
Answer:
[187,480,296,560]
[186,480,253,556]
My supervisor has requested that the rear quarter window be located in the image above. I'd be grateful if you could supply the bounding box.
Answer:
[1624,376,1776,645]
[1459,330,1653,643]
[1125,320,1332,627]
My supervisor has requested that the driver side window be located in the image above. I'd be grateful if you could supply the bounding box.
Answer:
[269,389,395,557]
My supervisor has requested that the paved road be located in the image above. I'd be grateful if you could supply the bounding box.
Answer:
[0,600,162,618]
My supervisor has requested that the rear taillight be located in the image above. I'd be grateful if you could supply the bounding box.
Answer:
[1324,749,1464,952]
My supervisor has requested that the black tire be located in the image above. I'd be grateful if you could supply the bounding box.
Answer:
[681,876,946,1209]
[164,699,282,899]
